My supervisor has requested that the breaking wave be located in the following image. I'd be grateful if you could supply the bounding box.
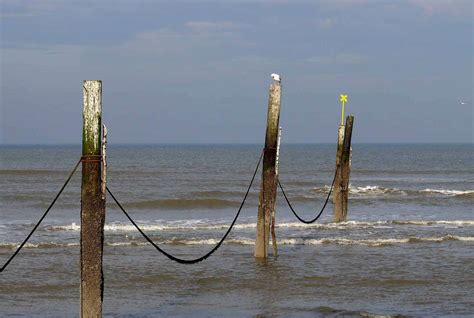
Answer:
[420,189,474,198]
[274,235,473,246]
[0,242,80,249]
[312,185,473,198]
[46,220,474,233]
[312,185,406,195]
[1,235,473,249]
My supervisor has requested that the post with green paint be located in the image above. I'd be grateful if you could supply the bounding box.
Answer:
[81,80,106,318]
[255,80,282,258]
[341,116,354,221]
[333,124,345,222]
[333,115,354,222]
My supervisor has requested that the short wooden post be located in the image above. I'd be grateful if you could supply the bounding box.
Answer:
[333,124,345,222]
[81,80,106,318]
[255,81,282,258]
[341,116,354,221]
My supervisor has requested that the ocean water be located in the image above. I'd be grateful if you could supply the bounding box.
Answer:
[0,144,473,317]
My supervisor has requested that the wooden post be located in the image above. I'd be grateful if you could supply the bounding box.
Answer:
[255,81,282,258]
[341,116,354,221]
[333,116,354,222]
[81,80,106,318]
[270,126,282,256]
[333,124,345,222]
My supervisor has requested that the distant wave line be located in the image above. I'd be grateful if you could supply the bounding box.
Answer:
[3,186,471,209]
[1,235,473,249]
[311,185,474,198]
[42,220,474,233]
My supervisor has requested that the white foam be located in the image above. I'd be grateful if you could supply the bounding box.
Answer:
[0,242,80,249]
[350,185,405,195]
[106,242,148,247]
[314,185,406,195]
[421,189,474,196]
[113,235,474,247]
[392,220,474,226]
[48,219,474,234]
[2,235,473,249]
[454,236,474,241]
[276,235,474,246]
[173,235,474,246]
[313,185,473,197]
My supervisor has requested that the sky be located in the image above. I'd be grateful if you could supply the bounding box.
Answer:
[0,0,472,144]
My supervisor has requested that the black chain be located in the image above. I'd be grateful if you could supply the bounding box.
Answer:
[106,150,263,264]
[278,167,338,224]
[1,158,82,272]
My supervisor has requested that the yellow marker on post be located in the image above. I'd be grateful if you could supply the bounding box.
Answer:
[340,94,348,126]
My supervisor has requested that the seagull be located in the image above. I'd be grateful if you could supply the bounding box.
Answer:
[460,101,467,105]
[271,73,281,82]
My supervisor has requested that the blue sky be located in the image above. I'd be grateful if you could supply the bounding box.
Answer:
[0,0,472,144]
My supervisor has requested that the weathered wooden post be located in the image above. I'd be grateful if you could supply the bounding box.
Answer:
[255,79,282,258]
[270,126,282,256]
[333,124,345,222]
[333,116,354,222]
[81,80,106,318]
[341,116,354,220]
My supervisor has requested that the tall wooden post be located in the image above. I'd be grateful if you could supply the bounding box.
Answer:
[333,116,354,222]
[81,80,106,318]
[255,81,282,258]
[270,126,282,256]
[333,124,345,222]
[341,116,354,220]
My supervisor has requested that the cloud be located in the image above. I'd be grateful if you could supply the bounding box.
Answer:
[99,23,250,84]
[128,21,244,53]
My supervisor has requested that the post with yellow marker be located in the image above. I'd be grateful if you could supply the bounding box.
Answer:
[333,94,354,222]
[340,94,347,126]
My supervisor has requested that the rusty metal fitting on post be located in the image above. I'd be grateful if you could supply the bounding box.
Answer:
[81,155,102,163]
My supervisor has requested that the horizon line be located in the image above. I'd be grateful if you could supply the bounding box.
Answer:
[0,141,472,146]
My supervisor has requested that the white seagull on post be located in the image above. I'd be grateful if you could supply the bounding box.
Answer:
[271,73,281,83]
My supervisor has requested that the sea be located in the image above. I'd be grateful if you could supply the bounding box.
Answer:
[0,144,473,317]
